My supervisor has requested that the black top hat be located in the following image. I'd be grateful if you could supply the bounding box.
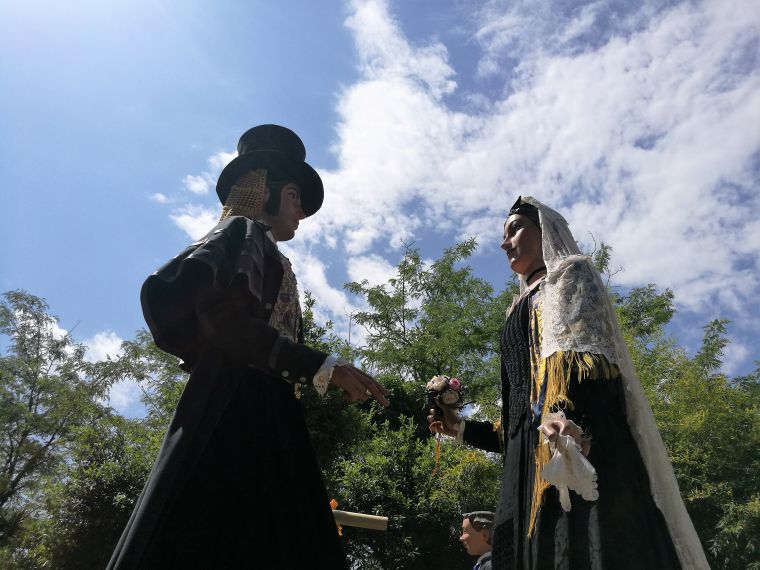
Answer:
[216,124,324,217]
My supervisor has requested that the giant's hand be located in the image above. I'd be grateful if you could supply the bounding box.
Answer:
[427,404,461,437]
[539,417,590,456]
[331,365,390,407]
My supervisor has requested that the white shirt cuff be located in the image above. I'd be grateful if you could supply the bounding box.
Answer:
[313,354,339,396]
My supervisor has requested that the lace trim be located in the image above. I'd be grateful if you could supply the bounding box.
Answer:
[313,355,338,396]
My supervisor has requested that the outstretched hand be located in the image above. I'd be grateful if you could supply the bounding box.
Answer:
[330,364,390,407]
[427,404,461,437]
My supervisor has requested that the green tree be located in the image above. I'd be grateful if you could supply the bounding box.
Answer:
[23,414,156,569]
[613,278,760,569]
[334,418,500,570]
[0,293,189,568]
[300,292,373,489]
[30,328,190,569]
[0,291,114,552]
[5,236,757,570]
[346,240,516,426]
[334,240,509,568]
[646,326,760,569]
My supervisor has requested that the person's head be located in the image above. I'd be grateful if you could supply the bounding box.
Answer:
[259,175,304,242]
[459,511,493,556]
[217,168,304,242]
[215,124,323,235]
[501,197,545,281]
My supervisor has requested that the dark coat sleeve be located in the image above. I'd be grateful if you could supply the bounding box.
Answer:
[462,419,501,453]
[140,216,271,366]
[557,355,623,441]
[141,216,327,382]
[195,274,327,383]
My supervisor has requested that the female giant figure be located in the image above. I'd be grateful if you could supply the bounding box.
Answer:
[430,197,707,569]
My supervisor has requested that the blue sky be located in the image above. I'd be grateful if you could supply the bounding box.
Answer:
[2,0,758,415]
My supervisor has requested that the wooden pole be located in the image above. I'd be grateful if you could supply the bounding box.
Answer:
[332,510,389,531]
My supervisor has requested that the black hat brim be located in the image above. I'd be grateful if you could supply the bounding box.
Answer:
[216,150,324,217]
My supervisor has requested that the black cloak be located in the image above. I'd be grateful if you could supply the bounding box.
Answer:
[462,291,681,569]
[108,216,347,569]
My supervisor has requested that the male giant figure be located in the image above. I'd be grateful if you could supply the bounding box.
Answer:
[108,125,388,568]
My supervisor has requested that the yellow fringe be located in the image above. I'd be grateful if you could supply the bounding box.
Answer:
[493,418,505,454]
[527,347,618,537]
[529,301,543,405]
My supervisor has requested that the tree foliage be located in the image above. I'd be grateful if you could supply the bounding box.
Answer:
[27,414,156,569]
[334,418,500,570]
[605,254,760,569]
[0,238,757,569]
[346,240,517,424]
[0,292,188,567]
[0,291,114,551]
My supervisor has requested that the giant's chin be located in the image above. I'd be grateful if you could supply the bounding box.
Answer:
[274,226,297,242]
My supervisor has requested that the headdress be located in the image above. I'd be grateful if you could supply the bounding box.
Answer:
[216,124,324,217]
[508,196,541,230]
[515,196,708,569]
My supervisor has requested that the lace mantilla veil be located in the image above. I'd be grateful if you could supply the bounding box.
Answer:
[516,196,709,569]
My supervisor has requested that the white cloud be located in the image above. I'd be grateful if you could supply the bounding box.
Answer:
[181,150,237,197]
[83,331,145,416]
[162,0,759,373]
[150,192,169,204]
[84,330,124,362]
[48,320,68,341]
[108,379,143,417]
[284,247,357,321]
[208,150,236,173]
[167,149,236,239]
[170,205,219,240]
[722,340,750,376]
[346,254,397,286]
[345,0,457,99]
[320,0,759,316]
[183,174,212,195]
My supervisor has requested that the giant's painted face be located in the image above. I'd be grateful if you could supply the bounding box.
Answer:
[264,182,304,242]
[501,213,544,278]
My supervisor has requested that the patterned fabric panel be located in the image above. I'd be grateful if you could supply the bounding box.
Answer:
[268,253,301,343]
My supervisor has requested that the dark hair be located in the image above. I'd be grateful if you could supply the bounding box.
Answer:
[463,511,494,545]
[263,168,299,216]
[508,196,541,230]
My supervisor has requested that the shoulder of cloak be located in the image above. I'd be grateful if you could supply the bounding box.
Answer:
[541,254,619,364]
[140,216,272,362]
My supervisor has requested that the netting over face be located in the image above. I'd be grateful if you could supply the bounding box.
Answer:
[219,169,268,222]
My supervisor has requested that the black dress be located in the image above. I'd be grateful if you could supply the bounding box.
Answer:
[463,290,681,569]
[108,217,347,569]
